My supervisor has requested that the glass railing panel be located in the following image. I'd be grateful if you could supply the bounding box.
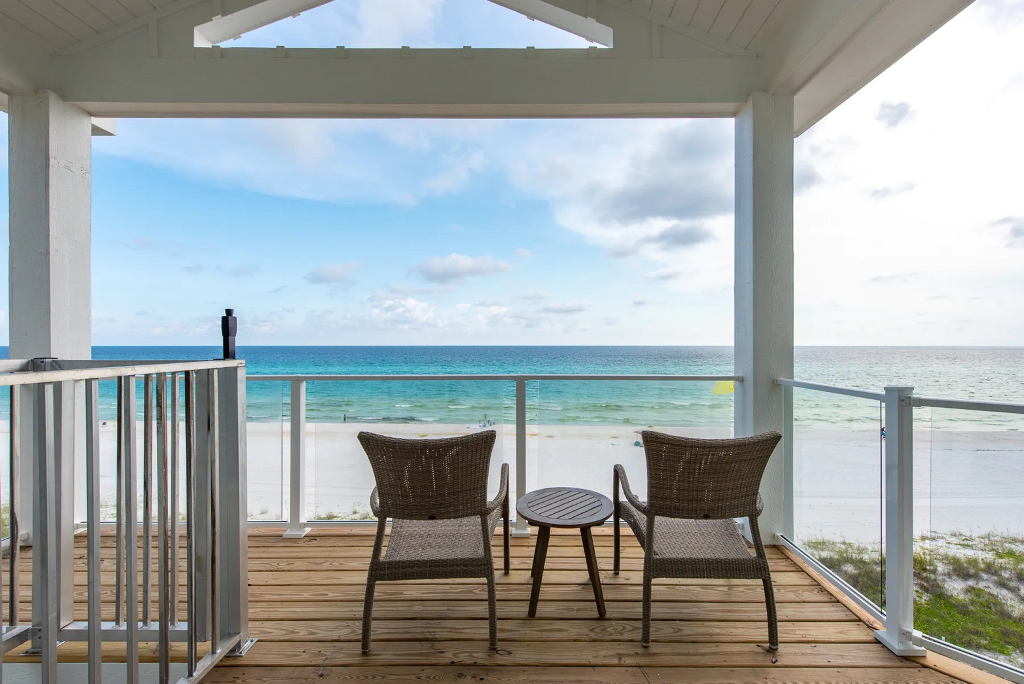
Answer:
[792,388,884,610]
[914,406,1024,668]
[246,380,286,521]
[306,379,509,522]
[531,380,734,502]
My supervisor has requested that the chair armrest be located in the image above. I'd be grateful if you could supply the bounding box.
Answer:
[369,487,380,517]
[614,464,648,515]
[486,463,510,513]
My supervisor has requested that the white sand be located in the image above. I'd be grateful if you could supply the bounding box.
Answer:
[3,422,1021,544]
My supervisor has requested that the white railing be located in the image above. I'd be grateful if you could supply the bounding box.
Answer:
[246,373,740,538]
[1,359,254,684]
[777,378,1024,683]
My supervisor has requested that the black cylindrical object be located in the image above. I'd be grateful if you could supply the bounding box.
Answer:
[221,308,237,360]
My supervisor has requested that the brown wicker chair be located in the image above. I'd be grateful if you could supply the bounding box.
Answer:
[357,430,509,653]
[613,430,782,649]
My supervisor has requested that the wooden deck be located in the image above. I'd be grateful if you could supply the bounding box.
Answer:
[3,527,979,683]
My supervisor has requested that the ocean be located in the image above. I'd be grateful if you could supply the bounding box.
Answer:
[3,346,1022,428]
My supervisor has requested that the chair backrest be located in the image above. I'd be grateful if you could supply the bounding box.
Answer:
[357,430,497,520]
[641,430,781,519]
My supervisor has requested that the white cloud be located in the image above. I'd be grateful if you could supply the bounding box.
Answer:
[515,248,533,259]
[416,253,510,283]
[306,262,360,284]
[541,301,589,314]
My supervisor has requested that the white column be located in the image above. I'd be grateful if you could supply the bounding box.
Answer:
[8,90,92,542]
[734,91,794,540]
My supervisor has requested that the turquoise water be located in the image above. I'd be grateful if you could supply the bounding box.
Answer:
[3,346,1023,427]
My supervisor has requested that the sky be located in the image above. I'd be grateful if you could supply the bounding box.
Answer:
[0,0,1023,347]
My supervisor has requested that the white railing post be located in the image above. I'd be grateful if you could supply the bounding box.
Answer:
[217,365,256,656]
[284,380,311,538]
[876,385,925,656]
[512,378,530,537]
[782,382,794,540]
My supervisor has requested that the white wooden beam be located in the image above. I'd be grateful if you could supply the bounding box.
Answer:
[486,0,613,47]
[194,0,336,47]
[49,51,761,118]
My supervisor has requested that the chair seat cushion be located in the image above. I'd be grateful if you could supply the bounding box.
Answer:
[620,497,765,578]
[383,507,502,564]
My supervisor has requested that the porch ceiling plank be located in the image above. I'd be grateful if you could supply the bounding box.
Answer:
[10,0,97,41]
[0,16,57,90]
[600,0,755,56]
[54,0,116,32]
[707,0,751,41]
[0,2,77,48]
[744,0,797,53]
[669,0,699,23]
[116,0,159,17]
[688,0,726,33]
[47,53,761,118]
[83,0,137,23]
[650,0,675,15]
[727,0,778,49]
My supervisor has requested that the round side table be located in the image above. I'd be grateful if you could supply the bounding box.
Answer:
[516,487,614,617]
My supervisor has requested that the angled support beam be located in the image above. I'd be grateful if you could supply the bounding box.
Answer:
[194,0,336,47]
[487,0,613,47]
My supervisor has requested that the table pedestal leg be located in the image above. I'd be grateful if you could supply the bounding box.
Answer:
[528,526,551,617]
[581,526,606,617]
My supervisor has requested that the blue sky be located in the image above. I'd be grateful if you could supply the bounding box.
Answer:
[1,0,1023,346]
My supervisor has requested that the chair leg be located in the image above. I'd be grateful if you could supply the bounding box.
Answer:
[613,507,620,575]
[762,575,779,651]
[361,578,376,654]
[503,499,510,575]
[487,572,498,651]
[641,573,652,648]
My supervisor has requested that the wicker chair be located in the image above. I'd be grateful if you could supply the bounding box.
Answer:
[613,430,782,649]
[357,430,509,653]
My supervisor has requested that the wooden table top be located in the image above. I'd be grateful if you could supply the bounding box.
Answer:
[516,487,614,529]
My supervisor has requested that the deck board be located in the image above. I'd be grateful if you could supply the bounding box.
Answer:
[3,527,967,683]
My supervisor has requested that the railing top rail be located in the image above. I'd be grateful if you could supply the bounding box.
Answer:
[913,395,1024,414]
[247,373,742,382]
[775,378,885,402]
[0,359,244,387]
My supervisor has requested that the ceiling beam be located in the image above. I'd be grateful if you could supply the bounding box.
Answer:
[47,50,760,118]
[486,0,613,47]
[194,0,335,47]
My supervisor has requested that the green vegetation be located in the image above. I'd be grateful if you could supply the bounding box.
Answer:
[806,533,1024,667]
[1,502,9,540]
[311,506,376,521]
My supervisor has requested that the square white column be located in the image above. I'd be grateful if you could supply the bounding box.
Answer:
[734,91,794,539]
[8,90,92,546]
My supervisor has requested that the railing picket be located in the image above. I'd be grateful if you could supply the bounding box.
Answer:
[209,369,221,655]
[34,383,58,683]
[171,372,180,626]
[124,375,140,684]
[114,377,124,627]
[8,386,20,628]
[156,374,170,683]
[85,379,102,684]
[143,374,154,626]
[185,370,198,675]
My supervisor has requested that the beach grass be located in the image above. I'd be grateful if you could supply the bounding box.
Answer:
[806,533,1024,667]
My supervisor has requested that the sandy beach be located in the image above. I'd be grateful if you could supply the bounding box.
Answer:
[2,422,1021,545]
